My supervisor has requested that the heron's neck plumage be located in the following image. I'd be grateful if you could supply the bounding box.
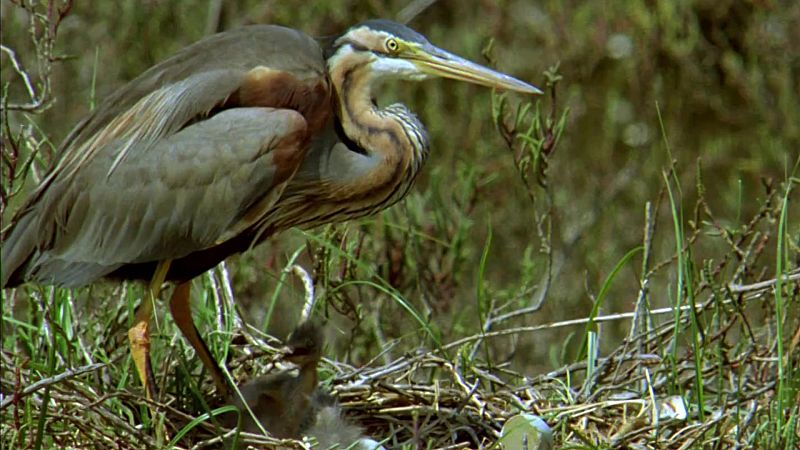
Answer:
[257,48,430,235]
[326,50,429,200]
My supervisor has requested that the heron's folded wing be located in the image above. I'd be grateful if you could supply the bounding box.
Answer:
[26,107,306,286]
[58,25,326,165]
[2,26,330,288]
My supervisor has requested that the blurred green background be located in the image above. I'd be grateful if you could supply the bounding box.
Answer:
[2,0,798,373]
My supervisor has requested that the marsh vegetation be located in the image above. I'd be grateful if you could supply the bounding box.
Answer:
[1,1,797,448]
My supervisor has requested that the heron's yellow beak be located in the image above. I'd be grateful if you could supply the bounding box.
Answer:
[409,44,542,95]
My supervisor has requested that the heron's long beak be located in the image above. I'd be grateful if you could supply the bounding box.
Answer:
[410,44,542,95]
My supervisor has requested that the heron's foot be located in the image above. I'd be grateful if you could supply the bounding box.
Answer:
[128,319,158,401]
[128,319,173,441]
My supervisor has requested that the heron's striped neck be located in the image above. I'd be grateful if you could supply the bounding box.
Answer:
[325,45,429,200]
[252,45,431,237]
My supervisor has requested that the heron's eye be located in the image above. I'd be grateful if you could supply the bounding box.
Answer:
[385,38,399,53]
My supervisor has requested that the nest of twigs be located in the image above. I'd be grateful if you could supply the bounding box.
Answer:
[3,265,796,449]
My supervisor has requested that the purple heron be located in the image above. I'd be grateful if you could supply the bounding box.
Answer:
[1,20,540,399]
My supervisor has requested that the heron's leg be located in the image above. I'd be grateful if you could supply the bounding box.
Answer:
[127,260,171,400]
[169,281,231,397]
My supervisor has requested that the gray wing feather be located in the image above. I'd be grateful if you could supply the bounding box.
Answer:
[61,25,323,154]
[24,107,305,286]
[2,25,323,287]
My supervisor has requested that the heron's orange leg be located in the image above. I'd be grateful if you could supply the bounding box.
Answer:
[127,260,171,400]
[169,281,231,397]
[128,298,157,400]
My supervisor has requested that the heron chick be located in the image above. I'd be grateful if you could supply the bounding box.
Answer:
[227,322,380,449]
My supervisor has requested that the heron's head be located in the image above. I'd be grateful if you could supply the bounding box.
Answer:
[326,19,542,94]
